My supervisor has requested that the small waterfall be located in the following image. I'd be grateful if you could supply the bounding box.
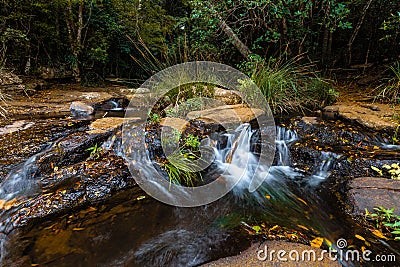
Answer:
[0,150,46,201]
[275,126,298,166]
[308,151,337,186]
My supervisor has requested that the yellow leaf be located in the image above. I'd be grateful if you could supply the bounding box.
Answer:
[355,234,365,241]
[72,228,85,231]
[270,225,280,231]
[371,229,388,240]
[371,166,383,176]
[298,225,309,231]
[297,198,308,206]
[310,237,324,248]
[265,195,271,199]
[373,146,380,150]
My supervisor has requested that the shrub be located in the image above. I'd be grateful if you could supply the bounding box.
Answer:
[374,61,400,104]
[239,56,338,114]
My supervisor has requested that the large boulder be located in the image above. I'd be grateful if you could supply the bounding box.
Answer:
[347,177,400,216]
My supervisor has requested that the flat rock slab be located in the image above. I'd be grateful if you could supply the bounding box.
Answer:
[202,241,340,267]
[347,177,400,216]
[187,104,264,125]
[88,117,141,134]
[160,117,189,132]
[323,104,398,131]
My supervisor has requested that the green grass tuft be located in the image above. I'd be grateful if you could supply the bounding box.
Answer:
[240,56,338,115]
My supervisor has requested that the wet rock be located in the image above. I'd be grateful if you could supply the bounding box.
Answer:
[323,104,397,131]
[201,241,340,267]
[347,177,400,216]
[70,101,94,118]
[214,88,242,105]
[322,106,339,119]
[3,153,135,233]
[36,131,112,175]
[301,116,319,125]
[93,98,129,111]
[187,104,264,126]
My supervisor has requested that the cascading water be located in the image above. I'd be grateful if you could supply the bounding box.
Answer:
[0,123,356,266]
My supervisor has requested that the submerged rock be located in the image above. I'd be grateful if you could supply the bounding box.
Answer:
[347,177,400,216]
[70,101,94,118]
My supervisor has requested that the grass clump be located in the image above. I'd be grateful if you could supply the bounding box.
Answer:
[365,206,400,241]
[239,56,338,115]
[374,61,400,104]
[162,147,203,187]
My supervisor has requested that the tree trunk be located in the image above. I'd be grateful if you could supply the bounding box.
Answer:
[347,0,373,65]
[321,1,331,64]
[216,14,253,60]
[64,0,84,83]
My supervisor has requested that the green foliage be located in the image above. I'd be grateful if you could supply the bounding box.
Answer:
[184,134,200,150]
[239,57,337,114]
[148,112,161,124]
[163,147,203,187]
[374,61,400,104]
[86,143,102,159]
[380,12,400,41]
[365,206,400,241]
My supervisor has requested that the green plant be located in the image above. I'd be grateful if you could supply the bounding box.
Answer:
[184,134,201,150]
[162,147,203,187]
[148,111,161,124]
[239,56,337,114]
[365,206,400,241]
[86,143,102,159]
[161,129,182,146]
[374,61,400,104]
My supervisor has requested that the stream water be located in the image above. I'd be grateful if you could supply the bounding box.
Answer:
[0,116,399,266]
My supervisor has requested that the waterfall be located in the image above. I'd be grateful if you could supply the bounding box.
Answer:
[275,126,298,166]
[0,151,46,201]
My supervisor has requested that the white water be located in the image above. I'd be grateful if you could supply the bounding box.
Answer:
[0,151,46,201]
[212,124,335,198]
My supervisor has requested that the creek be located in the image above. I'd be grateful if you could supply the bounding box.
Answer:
[0,100,399,266]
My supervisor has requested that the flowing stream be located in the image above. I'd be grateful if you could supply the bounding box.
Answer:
[0,121,398,266]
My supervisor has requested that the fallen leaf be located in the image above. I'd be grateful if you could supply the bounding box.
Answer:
[297,198,308,206]
[355,234,365,241]
[297,225,309,231]
[310,237,324,248]
[72,228,85,231]
[371,229,388,239]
